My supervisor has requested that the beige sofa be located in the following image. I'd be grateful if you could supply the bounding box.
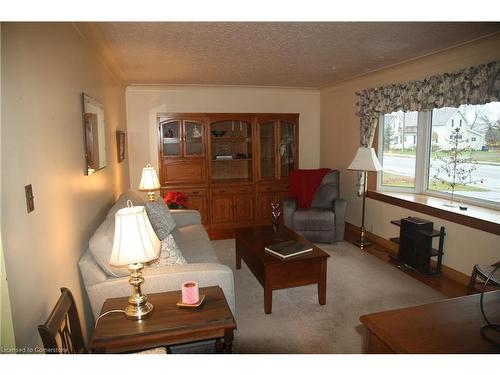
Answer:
[79,191,235,320]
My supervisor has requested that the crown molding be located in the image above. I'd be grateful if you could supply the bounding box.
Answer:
[126,84,320,92]
[72,22,127,85]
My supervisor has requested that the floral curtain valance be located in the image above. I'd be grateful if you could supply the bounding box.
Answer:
[356,60,500,121]
[352,60,500,196]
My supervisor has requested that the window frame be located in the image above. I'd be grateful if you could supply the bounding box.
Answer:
[377,109,500,211]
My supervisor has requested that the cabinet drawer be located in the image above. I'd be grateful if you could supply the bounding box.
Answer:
[161,186,207,197]
[257,183,289,193]
[212,186,253,195]
[183,188,207,196]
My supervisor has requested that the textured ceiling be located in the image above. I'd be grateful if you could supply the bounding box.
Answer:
[97,22,500,88]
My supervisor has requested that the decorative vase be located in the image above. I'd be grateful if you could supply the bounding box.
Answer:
[271,202,281,233]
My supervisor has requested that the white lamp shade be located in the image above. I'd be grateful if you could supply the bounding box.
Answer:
[110,204,161,267]
[347,147,383,172]
[139,164,160,191]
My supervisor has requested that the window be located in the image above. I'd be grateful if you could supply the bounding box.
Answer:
[380,111,419,189]
[378,102,500,209]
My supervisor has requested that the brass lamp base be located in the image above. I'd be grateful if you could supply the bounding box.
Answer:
[125,263,154,320]
[147,190,156,202]
[353,239,372,250]
[353,227,372,251]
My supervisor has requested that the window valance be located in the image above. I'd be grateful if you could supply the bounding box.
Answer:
[356,60,500,122]
[351,60,500,196]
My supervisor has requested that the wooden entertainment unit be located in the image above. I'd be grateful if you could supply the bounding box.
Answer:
[158,113,299,230]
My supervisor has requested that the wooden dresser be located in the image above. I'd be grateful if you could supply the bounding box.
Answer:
[158,113,298,230]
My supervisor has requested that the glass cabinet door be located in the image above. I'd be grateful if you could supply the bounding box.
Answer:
[259,121,276,179]
[279,121,296,178]
[184,121,205,157]
[161,120,181,157]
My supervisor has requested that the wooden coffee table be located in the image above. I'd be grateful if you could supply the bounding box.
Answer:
[90,286,236,353]
[235,225,330,314]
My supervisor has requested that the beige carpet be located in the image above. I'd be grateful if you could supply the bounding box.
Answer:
[212,239,445,354]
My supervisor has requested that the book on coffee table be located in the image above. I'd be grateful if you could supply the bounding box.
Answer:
[265,240,313,259]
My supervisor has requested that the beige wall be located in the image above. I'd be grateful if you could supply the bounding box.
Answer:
[320,34,500,276]
[126,86,320,190]
[1,23,130,349]
[1,22,16,351]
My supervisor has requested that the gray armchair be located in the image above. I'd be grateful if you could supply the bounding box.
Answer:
[283,170,347,243]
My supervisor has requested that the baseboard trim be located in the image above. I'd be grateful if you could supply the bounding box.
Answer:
[345,222,470,292]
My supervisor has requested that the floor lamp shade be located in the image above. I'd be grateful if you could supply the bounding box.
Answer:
[347,147,383,172]
[110,203,161,267]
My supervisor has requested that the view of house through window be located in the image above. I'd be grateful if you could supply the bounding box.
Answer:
[428,103,500,204]
[379,102,500,207]
[381,111,419,188]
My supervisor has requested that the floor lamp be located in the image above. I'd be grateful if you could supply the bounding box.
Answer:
[347,147,383,250]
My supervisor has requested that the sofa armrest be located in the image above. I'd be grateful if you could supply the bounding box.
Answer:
[85,263,235,319]
[170,209,201,227]
[283,198,297,228]
[333,198,347,241]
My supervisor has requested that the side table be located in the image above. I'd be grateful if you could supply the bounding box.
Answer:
[90,286,236,353]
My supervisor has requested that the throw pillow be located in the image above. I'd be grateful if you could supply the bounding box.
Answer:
[310,183,337,209]
[145,200,176,241]
[148,234,186,267]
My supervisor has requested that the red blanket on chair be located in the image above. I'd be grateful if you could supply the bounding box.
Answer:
[289,168,331,209]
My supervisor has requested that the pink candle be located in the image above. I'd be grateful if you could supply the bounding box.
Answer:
[182,281,199,304]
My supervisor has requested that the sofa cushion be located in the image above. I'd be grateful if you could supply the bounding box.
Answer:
[292,208,335,231]
[171,224,220,264]
[148,234,186,267]
[106,190,144,219]
[89,215,129,278]
[145,200,176,240]
[90,215,188,278]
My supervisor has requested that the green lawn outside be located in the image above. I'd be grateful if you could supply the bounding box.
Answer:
[381,171,489,192]
[385,149,500,163]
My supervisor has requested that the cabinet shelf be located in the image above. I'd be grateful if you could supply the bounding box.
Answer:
[163,138,180,144]
[418,229,442,237]
[211,137,251,142]
[390,237,441,257]
[212,158,252,162]
[390,220,401,226]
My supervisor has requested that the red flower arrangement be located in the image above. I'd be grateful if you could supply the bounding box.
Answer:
[164,191,188,209]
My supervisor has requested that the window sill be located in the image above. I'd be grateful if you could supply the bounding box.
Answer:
[367,190,500,235]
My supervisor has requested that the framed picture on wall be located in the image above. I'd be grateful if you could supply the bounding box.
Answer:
[116,130,125,163]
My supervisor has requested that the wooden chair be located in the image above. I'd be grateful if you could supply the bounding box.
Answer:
[39,288,167,354]
[38,288,87,354]
[467,261,500,295]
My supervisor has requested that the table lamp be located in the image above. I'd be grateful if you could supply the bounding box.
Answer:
[347,147,383,250]
[110,200,161,320]
[139,163,161,202]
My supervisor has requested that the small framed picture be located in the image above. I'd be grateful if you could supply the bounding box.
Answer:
[116,130,125,163]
